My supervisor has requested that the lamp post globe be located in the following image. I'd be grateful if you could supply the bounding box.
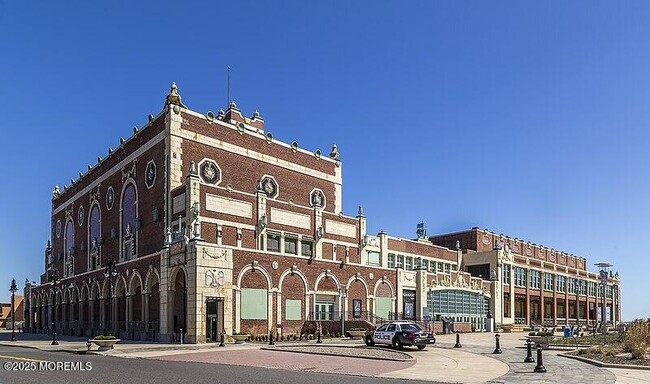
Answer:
[9,278,17,342]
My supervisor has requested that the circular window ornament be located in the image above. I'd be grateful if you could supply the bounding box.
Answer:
[482,234,490,245]
[145,160,156,189]
[56,220,62,238]
[310,189,326,209]
[106,186,115,210]
[271,261,279,270]
[200,160,221,184]
[78,205,84,226]
[260,176,278,199]
[526,247,532,256]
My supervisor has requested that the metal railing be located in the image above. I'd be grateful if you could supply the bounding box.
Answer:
[306,310,381,324]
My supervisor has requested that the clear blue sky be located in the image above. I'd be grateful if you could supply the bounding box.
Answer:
[0,1,648,320]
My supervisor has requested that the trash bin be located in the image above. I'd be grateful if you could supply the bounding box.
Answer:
[563,327,572,337]
[442,319,449,334]
[441,317,454,334]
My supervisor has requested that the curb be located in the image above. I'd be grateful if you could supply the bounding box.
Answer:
[261,346,413,362]
[558,352,650,370]
[0,342,86,354]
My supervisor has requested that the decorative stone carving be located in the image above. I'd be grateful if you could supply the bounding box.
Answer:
[89,185,100,205]
[200,160,220,184]
[145,160,156,189]
[260,176,278,198]
[205,269,225,287]
[121,160,136,183]
[416,222,427,240]
[310,189,325,209]
[106,186,114,210]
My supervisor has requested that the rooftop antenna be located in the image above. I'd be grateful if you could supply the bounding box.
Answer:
[226,66,231,108]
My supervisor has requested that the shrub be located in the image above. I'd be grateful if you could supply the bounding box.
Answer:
[624,320,650,359]
[94,335,116,340]
[529,331,554,337]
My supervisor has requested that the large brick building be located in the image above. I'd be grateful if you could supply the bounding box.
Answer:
[24,84,620,343]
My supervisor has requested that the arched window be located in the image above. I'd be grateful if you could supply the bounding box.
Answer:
[88,204,101,270]
[121,183,137,260]
[64,220,74,277]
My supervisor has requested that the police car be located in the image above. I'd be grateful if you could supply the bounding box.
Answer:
[365,321,435,350]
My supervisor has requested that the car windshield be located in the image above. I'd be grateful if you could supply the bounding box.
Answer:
[400,324,422,332]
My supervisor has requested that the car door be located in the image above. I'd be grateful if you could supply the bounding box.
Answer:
[385,324,397,344]
[373,324,388,344]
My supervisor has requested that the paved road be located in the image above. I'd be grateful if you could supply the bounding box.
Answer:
[0,345,438,384]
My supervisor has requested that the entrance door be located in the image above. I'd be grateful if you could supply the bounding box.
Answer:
[315,302,334,320]
[205,297,224,342]
[403,290,416,320]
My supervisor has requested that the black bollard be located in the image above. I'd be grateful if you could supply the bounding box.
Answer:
[269,330,275,345]
[534,345,547,373]
[316,330,323,344]
[493,333,502,354]
[219,331,225,347]
[524,339,535,362]
[454,332,462,348]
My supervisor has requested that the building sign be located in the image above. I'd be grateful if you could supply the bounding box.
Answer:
[353,299,362,319]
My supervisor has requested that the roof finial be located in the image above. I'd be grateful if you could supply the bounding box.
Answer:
[165,82,187,108]
[329,144,340,160]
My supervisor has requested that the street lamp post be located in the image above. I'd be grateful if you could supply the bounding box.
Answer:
[595,262,612,344]
[104,259,119,336]
[49,268,60,345]
[9,279,17,342]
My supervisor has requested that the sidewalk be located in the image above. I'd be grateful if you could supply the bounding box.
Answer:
[3,330,648,383]
[0,330,244,355]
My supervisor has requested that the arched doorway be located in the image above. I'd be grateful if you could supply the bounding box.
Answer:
[115,277,127,336]
[346,278,368,323]
[280,272,307,335]
[374,281,393,322]
[171,268,187,335]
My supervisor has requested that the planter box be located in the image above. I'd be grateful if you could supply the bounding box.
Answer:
[527,336,554,349]
[231,334,249,344]
[91,339,120,351]
[347,330,366,340]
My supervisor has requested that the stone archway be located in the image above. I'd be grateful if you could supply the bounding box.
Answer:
[346,278,368,322]
[238,266,271,334]
[170,268,187,335]
[130,274,143,324]
[115,277,127,335]
[279,271,308,335]
[374,280,394,321]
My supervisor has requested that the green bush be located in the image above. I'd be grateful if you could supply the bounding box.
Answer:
[529,331,554,337]
[94,335,116,340]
